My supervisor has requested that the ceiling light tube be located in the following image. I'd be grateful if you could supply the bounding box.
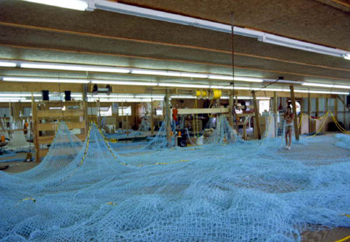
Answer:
[180,73,208,78]
[158,83,210,88]
[0,92,41,97]
[2,77,90,84]
[263,79,304,85]
[302,82,350,89]
[0,97,26,100]
[23,0,88,11]
[208,75,234,80]
[344,54,350,60]
[234,77,263,82]
[0,61,17,67]
[20,62,130,73]
[131,69,170,76]
[171,95,197,99]
[91,80,158,86]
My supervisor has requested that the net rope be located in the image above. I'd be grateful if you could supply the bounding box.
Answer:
[1,117,350,241]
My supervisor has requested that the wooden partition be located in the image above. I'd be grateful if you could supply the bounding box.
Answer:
[33,101,88,162]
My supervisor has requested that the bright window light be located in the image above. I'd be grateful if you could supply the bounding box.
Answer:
[99,106,113,116]
[118,106,132,116]
[23,0,88,11]
[2,77,90,84]
[259,100,270,114]
[156,109,163,116]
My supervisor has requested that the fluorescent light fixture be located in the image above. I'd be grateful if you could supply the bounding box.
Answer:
[171,95,197,99]
[93,1,350,59]
[136,94,165,98]
[20,63,130,74]
[259,35,350,58]
[344,54,350,60]
[210,85,225,89]
[159,83,210,88]
[208,75,234,80]
[180,73,208,78]
[295,90,348,95]
[234,77,263,82]
[263,79,303,85]
[89,98,163,102]
[91,80,157,86]
[0,97,25,100]
[0,92,41,97]
[302,82,350,89]
[0,98,29,103]
[131,69,181,77]
[23,0,88,11]
[91,94,135,98]
[2,77,90,84]
[0,61,17,67]
[131,69,169,76]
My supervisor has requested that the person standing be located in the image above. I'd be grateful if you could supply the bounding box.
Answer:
[284,106,294,150]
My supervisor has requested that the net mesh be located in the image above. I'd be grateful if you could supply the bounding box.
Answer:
[1,116,350,241]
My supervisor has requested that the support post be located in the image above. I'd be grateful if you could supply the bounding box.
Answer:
[31,95,39,162]
[325,98,328,113]
[316,98,319,117]
[290,85,299,141]
[308,93,311,133]
[228,93,234,128]
[273,91,278,137]
[334,97,338,120]
[150,101,154,135]
[252,91,261,140]
[82,84,88,134]
[165,89,172,146]
[344,95,346,127]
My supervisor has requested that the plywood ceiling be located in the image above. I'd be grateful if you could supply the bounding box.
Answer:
[0,0,349,89]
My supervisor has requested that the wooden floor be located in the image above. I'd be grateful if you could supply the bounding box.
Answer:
[302,228,350,242]
[0,153,38,173]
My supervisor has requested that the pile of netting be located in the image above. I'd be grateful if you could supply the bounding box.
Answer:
[4,121,31,152]
[1,116,350,242]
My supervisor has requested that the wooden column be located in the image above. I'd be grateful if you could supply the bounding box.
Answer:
[334,97,338,120]
[165,89,172,145]
[308,93,311,133]
[252,91,261,140]
[273,91,278,137]
[290,86,299,141]
[150,101,154,135]
[316,98,319,117]
[344,95,346,127]
[31,95,39,162]
[228,93,234,128]
[82,84,88,133]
